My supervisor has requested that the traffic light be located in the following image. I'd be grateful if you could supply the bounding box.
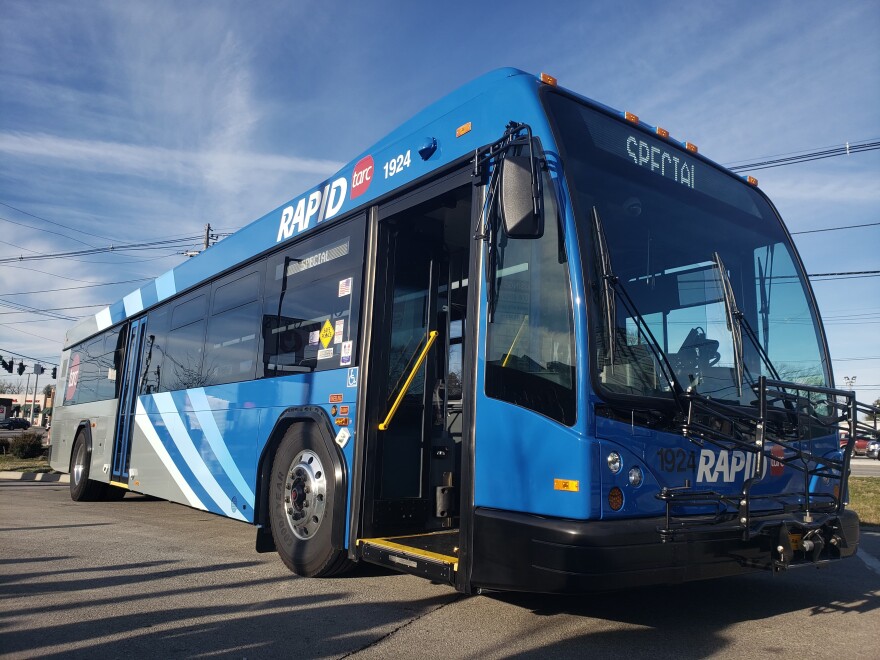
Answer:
[34,364,44,375]
[16,361,25,376]
[0,357,12,373]
[51,367,57,379]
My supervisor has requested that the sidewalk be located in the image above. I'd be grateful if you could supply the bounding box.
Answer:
[0,471,69,483]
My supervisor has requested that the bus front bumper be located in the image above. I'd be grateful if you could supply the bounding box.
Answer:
[470,507,860,593]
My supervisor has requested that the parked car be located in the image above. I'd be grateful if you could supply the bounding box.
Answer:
[867,439,880,460]
[0,418,30,430]
[840,435,870,456]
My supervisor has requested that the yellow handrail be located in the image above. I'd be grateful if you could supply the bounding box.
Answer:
[379,330,439,431]
[502,315,529,367]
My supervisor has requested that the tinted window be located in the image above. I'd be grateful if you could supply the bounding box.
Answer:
[262,216,366,375]
[64,328,123,404]
[203,270,261,387]
[485,172,576,425]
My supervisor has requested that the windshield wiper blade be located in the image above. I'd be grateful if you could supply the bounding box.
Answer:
[712,252,744,398]
[712,252,785,392]
[591,207,685,405]
[591,206,617,364]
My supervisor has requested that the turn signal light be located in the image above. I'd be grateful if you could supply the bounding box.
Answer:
[608,487,624,511]
[455,122,472,138]
[746,175,759,186]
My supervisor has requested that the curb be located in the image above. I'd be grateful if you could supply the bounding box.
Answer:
[0,471,69,483]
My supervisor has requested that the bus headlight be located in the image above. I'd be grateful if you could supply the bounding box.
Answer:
[607,452,621,474]
[628,466,643,487]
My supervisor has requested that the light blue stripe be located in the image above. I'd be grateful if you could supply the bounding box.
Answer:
[187,388,256,508]
[135,399,206,510]
[156,269,177,301]
[123,288,144,316]
[152,392,247,521]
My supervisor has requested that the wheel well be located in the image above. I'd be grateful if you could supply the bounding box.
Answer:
[69,421,93,472]
[254,407,348,550]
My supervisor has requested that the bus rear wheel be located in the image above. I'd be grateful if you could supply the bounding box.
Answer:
[69,433,109,502]
[269,424,351,577]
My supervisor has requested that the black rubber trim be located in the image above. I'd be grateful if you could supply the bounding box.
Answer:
[471,507,860,593]
[255,407,348,551]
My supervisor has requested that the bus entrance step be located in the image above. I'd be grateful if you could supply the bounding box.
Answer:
[358,531,458,584]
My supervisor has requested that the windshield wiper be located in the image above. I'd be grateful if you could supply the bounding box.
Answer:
[712,252,785,395]
[592,207,685,406]
[712,252,744,398]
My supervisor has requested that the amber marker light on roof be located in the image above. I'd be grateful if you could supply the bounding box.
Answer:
[455,122,472,138]
[747,175,759,186]
[685,142,699,153]
[540,72,558,86]
[624,111,639,124]
[656,126,670,138]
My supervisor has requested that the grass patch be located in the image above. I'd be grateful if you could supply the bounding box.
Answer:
[0,453,52,473]
[849,477,880,527]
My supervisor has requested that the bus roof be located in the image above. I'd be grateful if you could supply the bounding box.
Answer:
[64,67,752,349]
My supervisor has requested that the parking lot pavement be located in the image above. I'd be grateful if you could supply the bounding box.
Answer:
[2,480,878,659]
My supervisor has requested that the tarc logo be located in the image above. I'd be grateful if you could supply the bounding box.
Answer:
[350,155,374,199]
[65,354,80,401]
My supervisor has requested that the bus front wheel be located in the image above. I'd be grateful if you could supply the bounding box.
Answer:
[269,423,351,577]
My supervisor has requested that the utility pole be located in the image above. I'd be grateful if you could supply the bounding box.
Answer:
[204,223,212,250]
[30,364,41,426]
[23,373,30,418]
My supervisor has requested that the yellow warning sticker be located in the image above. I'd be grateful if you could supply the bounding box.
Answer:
[320,319,334,348]
[554,479,580,492]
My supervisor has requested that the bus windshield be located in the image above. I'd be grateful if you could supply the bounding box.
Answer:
[545,92,830,405]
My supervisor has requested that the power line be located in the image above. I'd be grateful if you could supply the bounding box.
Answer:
[0,347,59,367]
[727,139,880,172]
[0,235,203,264]
[0,200,119,243]
[791,221,880,235]
[1,277,151,297]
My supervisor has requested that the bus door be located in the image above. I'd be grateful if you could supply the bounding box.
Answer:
[358,175,474,580]
[111,316,148,484]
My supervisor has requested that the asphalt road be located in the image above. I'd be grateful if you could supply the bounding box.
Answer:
[1,480,878,660]
[851,455,880,478]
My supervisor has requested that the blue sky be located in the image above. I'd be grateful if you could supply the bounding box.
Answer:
[1,0,878,403]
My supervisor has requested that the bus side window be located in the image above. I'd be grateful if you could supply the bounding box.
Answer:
[261,217,366,377]
[203,270,262,387]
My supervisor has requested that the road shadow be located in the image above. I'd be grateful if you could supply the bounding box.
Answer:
[491,567,880,659]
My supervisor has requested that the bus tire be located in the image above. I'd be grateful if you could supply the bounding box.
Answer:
[268,423,352,577]
[69,432,108,502]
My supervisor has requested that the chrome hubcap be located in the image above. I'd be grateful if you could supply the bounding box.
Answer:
[73,442,86,486]
[283,450,327,540]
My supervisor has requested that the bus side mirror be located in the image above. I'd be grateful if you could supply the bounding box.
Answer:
[498,155,543,238]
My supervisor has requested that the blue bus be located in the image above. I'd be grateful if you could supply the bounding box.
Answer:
[51,68,871,593]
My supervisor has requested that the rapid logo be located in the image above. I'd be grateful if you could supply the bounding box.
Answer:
[350,155,374,199]
[276,176,348,242]
[696,449,767,483]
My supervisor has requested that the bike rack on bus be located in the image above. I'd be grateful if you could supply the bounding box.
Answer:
[657,377,878,558]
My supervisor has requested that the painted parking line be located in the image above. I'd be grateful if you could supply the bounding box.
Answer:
[0,471,69,483]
